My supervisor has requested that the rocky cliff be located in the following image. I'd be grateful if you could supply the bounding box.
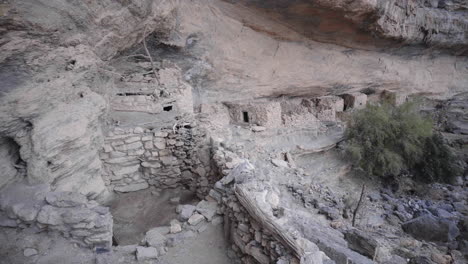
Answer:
[0,0,467,226]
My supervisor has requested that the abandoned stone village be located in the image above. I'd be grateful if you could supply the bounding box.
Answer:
[0,0,468,264]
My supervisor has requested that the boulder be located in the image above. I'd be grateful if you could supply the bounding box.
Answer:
[170,220,182,234]
[188,213,205,225]
[45,192,87,207]
[409,256,435,264]
[402,215,460,242]
[196,200,218,221]
[136,246,158,260]
[144,229,167,248]
[344,229,379,259]
[245,243,269,264]
[428,208,454,219]
[318,205,341,220]
[113,245,137,254]
[430,253,452,264]
[177,204,196,221]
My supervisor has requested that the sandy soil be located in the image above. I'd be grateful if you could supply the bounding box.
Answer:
[158,224,234,264]
[110,187,199,245]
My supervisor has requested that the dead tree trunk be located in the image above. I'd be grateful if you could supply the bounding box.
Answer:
[352,184,366,227]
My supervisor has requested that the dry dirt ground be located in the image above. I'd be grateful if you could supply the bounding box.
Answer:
[110,187,199,245]
[157,224,234,264]
[0,217,233,264]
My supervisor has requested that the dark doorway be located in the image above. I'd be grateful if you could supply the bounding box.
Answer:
[163,105,173,112]
[242,111,249,123]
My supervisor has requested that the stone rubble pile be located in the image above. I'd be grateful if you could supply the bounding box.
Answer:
[116,197,223,261]
[0,183,113,250]
[286,175,468,263]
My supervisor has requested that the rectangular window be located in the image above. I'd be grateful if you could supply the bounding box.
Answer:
[242,111,249,123]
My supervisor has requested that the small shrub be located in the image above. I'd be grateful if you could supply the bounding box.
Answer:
[343,101,463,183]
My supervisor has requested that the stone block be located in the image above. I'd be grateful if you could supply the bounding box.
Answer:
[177,204,196,221]
[112,165,140,176]
[109,151,127,158]
[145,229,167,247]
[133,127,144,134]
[37,205,62,225]
[159,149,171,156]
[188,213,205,225]
[271,159,288,168]
[114,182,149,193]
[141,161,161,169]
[141,135,153,141]
[124,136,141,144]
[136,246,158,260]
[170,220,182,234]
[103,145,113,153]
[154,141,166,150]
[196,200,218,221]
[344,229,379,259]
[402,215,460,242]
[154,131,168,138]
[160,156,176,166]
[45,192,87,207]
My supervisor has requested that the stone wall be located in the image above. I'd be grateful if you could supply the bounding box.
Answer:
[111,67,195,116]
[281,96,345,128]
[111,95,163,114]
[100,122,215,196]
[0,183,112,250]
[207,140,329,264]
[225,101,283,128]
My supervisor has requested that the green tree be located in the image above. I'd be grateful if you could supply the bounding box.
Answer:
[414,133,463,183]
[345,102,433,178]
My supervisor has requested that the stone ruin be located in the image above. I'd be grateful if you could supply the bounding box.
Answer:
[0,0,467,264]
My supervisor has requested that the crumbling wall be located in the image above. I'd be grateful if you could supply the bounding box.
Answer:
[226,101,282,128]
[111,67,194,115]
[207,140,330,264]
[341,93,367,110]
[0,183,112,250]
[100,123,215,196]
[281,96,345,127]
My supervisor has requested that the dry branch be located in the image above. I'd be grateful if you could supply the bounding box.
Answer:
[142,25,159,84]
[352,184,366,227]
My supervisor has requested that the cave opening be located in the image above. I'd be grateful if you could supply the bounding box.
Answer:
[0,137,26,188]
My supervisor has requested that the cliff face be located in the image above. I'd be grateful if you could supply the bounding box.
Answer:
[0,0,179,198]
[0,0,467,197]
[222,0,468,52]
[167,0,468,102]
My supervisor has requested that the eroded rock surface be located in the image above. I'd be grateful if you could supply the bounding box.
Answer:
[0,0,467,263]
